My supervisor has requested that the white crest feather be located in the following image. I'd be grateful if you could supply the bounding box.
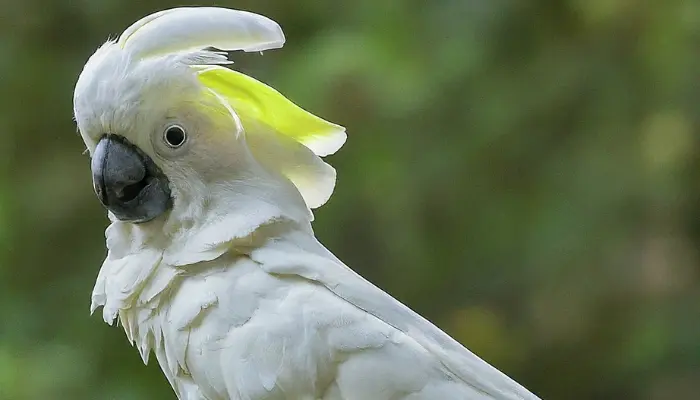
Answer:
[118,7,285,59]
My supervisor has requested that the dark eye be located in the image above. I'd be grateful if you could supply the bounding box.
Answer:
[163,125,186,148]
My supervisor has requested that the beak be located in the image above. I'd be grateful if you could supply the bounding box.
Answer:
[91,135,172,223]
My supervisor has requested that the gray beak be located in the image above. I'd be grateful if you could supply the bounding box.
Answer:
[91,135,172,223]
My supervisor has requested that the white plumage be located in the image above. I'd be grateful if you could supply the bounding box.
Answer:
[75,7,541,400]
[120,8,285,58]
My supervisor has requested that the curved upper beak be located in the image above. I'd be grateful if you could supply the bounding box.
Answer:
[91,135,172,223]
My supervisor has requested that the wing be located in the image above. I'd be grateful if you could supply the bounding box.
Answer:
[248,225,541,400]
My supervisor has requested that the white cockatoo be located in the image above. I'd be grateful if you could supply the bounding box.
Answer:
[74,7,540,400]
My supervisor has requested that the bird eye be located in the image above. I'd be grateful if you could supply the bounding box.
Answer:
[163,125,187,148]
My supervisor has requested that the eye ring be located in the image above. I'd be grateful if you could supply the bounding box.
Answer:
[163,125,187,148]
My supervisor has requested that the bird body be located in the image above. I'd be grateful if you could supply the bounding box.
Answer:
[75,7,540,400]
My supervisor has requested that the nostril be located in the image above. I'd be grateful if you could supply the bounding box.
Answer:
[115,177,150,202]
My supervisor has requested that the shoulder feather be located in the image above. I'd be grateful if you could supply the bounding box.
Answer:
[249,227,541,400]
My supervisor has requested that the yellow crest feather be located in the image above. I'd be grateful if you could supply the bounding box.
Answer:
[197,66,346,157]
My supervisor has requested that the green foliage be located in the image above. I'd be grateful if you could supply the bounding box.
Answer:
[2,0,699,399]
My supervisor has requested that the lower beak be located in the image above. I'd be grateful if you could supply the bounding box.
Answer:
[91,135,172,223]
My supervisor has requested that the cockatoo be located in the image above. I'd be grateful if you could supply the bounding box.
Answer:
[74,7,540,400]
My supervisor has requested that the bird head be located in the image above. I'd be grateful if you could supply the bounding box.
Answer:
[74,8,346,253]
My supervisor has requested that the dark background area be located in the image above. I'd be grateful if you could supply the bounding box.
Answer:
[1,0,699,399]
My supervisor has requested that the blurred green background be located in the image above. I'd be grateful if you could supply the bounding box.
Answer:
[2,0,699,399]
